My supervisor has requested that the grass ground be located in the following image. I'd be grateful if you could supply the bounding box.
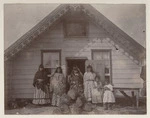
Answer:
[5,103,146,115]
[5,97,146,115]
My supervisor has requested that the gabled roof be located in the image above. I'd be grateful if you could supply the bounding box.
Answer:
[4,4,146,63]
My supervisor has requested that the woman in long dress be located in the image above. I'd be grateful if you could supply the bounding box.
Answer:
[50,67,66,106]
[67,66,84,98]
[83,65,96,102]
[32,64,51,105]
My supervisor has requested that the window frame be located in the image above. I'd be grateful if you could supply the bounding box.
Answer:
[91,49,113,84]
[63,20,89,38]
[41,49,61,68]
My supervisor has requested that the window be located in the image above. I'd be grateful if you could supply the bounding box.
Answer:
[63,20,88,38]
[41,50,61,74]
[92,49,112,83]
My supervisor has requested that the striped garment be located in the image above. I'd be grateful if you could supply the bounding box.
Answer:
[32,86,51,105]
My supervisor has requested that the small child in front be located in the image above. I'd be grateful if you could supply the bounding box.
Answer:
[92,76,103,104]
[103,79,115,110]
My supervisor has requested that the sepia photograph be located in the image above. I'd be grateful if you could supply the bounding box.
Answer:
[4,3,146,115]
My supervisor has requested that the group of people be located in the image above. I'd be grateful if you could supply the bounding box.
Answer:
[32,64,115,110]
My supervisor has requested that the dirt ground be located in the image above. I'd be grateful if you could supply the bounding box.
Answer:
[5,103,146,115]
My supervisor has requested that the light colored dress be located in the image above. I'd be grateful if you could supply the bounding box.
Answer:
[83,72,96,101]
[51,73,66,106]
[103,84,115,103]
[92,81,103,103]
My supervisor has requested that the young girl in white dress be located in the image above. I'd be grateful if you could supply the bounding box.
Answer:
[103,79,115,110]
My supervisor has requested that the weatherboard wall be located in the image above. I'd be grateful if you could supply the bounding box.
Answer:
[5,21,143,99]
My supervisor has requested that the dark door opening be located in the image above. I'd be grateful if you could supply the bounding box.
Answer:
[66,58,87,75]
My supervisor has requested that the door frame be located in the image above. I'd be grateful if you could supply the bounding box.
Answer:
[66,57,88,60]
[65,57,88,75]
[91,49,113,84]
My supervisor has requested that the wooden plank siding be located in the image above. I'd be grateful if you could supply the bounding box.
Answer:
[4,60,13,102]
[5,21,143,98]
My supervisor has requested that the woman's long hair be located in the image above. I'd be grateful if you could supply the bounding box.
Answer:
[87,65,94,72]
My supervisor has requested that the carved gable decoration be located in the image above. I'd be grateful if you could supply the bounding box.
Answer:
[5,4,145,63]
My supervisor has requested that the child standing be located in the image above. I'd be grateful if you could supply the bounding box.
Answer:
[103,80,115,110]
[92,76,103,104]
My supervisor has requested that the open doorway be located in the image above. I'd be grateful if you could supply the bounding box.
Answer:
[66,57,87,75]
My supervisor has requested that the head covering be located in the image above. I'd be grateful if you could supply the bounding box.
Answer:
[39,64,44,68]
[71,66,83,76]
[38,64,44,71]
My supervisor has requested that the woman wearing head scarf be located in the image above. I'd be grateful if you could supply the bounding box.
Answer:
[50,67,66,106]
[67,66,84,99]
[32,64,51,105]
[83,65,96,102]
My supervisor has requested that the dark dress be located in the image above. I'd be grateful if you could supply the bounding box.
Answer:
[32,70,51,105]
[68,72,84,97]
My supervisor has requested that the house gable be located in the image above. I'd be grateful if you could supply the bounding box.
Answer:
[4,4,145,64]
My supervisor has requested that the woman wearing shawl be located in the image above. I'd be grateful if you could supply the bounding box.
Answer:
[32,64,51,105]
[83,65,96,102]
[50,67,66,106]
[67,66,84,98]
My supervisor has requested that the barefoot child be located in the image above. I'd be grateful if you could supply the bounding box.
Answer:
[103,80,115,110]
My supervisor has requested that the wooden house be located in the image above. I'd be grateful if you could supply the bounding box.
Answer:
[4,4,146,106]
